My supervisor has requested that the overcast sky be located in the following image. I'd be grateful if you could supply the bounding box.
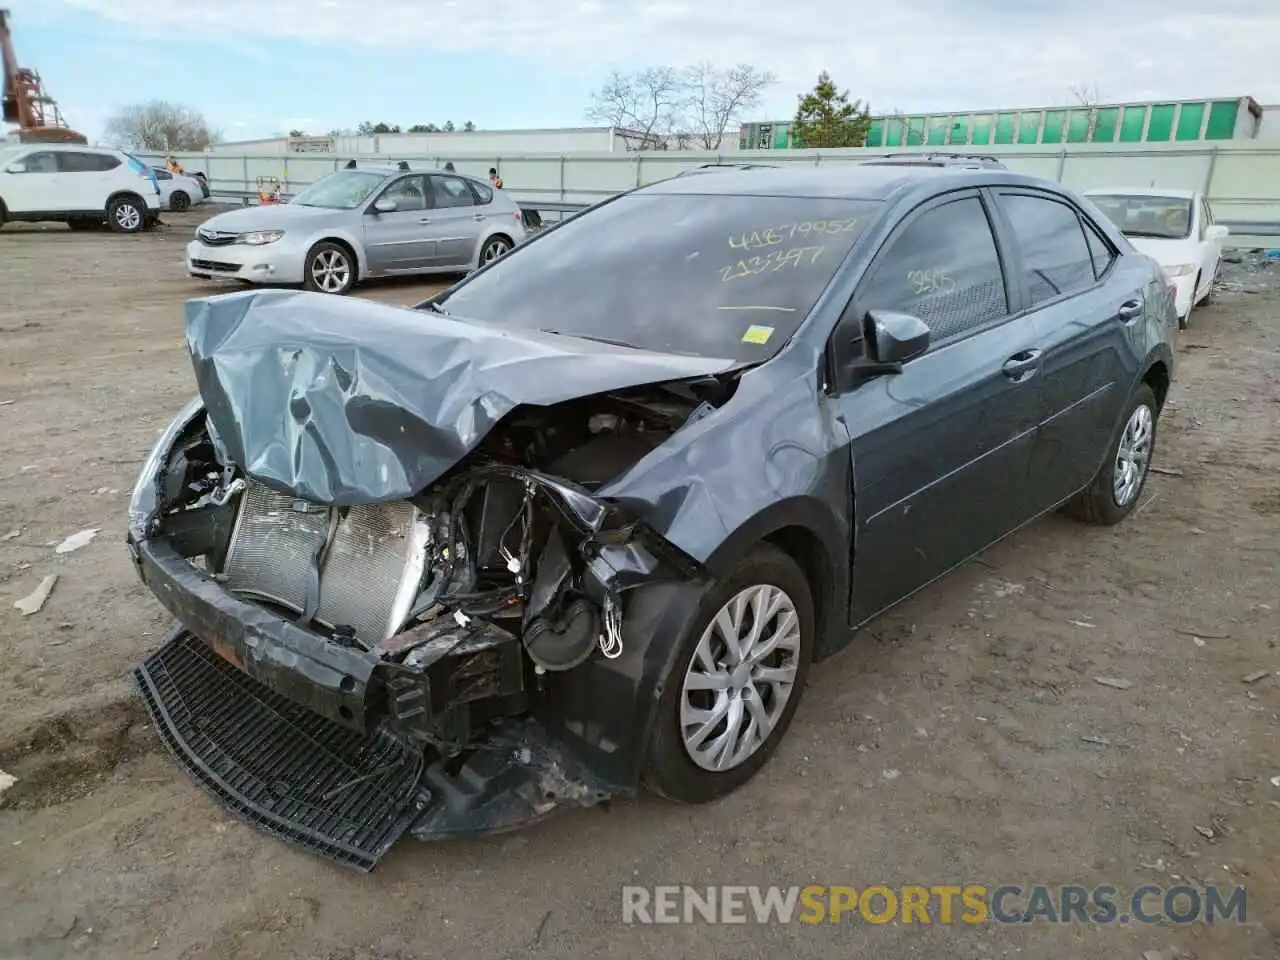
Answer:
[7,0,1278,141]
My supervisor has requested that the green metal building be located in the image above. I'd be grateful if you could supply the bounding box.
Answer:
[739,96,1263,150]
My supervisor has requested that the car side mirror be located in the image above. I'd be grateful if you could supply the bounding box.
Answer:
[372,197,398,214]
[5,162,26,174]
[865,309,930,364]
[1204,224,1229,241]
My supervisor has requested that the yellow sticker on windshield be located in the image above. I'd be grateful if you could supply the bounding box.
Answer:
[742,324,774,345]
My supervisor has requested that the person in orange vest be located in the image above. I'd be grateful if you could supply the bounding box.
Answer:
[488,167,504,189]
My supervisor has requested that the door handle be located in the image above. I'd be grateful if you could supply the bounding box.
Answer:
[1117,297,1144,323]
[472,214,486,221]
[418,217,432,224]
[1002,349,1042,382]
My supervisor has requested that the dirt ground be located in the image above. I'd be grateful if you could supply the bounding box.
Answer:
[0,211,1277,960]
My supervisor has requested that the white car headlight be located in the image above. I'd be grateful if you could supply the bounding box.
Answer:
[239,230,285,246]
[1163,263,1195,278]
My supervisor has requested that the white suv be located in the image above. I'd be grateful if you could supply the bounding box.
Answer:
[0,144,163,233]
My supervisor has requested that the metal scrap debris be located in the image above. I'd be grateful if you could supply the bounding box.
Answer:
[0,769,16,798]
[54,528,98,554]
[1094,677,1134,690]
[1241,670,1271,684]
[14,574,57,615]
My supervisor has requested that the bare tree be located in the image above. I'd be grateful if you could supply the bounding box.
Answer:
[1070,83,1103,140]
[103,100,220,152]
[585,67,686,149]
[682,62,777,150]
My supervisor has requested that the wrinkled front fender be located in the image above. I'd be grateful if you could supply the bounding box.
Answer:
[534,579,706,789]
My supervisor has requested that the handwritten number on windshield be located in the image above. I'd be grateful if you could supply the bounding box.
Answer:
[728,218,858,251]
[720,245,825,282]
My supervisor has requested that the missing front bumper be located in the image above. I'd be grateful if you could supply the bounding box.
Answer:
[135,629,616,870]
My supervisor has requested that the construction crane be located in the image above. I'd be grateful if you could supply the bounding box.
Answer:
[1,8,87,144]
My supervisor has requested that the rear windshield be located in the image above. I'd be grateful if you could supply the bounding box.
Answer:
[1089,194,1193,240]
[436,193,879,362]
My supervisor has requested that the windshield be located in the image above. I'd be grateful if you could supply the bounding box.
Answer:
[292,170,387,209]
[1089,194,1193,240]
[435,193,878,362]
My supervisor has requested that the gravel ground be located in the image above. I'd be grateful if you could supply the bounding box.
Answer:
[0,213,1277,960]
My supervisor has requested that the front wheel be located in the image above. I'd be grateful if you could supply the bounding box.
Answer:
[1063,383,1159,525]
[106,196,145,234]
[304,242,355,295]
[643,543,814,804]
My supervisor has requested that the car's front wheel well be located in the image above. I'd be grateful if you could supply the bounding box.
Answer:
[1143,360,1170,411]
[763,525,833,652]
[313,237,360,281]
[106,190,146,211]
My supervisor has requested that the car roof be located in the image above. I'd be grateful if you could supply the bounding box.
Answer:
[341,164,484,180]
[638,164,1062,202]
[10,143,117,153]
[1084,186,1197,199]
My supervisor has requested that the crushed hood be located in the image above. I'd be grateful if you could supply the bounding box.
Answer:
[184,290,734,505]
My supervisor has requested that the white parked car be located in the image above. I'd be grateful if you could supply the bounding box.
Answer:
[151,167,206,212]
[0,143,163,233]
[1084,187,1228,329]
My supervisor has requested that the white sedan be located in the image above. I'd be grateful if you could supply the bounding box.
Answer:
[1084,187,1228,329]
[151,167,207,213]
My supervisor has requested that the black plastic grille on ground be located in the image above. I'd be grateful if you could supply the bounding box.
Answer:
[134,630,429,872]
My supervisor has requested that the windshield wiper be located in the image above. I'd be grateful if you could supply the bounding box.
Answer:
[424,301,449,314]
[538,328,642,350]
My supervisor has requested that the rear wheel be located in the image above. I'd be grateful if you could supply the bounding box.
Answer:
[170,190,191,212]
[106,196,145,234]
[304,241,355,295]
[479,234,512,265]
[1063,383,1159,525]
[643,543,814,804]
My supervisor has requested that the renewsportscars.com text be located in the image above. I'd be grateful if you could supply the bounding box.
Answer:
[621,884,1247,925]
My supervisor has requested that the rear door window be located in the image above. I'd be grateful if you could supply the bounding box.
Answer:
[857,194,1009,342]
[999,193,1097,306]
[470,180,493,204]
[429,175,477,209]
[57,151,120,173]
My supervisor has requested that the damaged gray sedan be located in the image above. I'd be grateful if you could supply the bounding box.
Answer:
[127,165,1176,869]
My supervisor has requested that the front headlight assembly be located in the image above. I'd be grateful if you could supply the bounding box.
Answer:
[239,230,285,246]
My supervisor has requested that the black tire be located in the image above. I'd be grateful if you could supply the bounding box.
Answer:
[67,217,102,232]
[479,234,512,266]
[1063,383,1159,525]
[303,241,356,295]
[106,195,146,234]
[170,190,191,212]
[643,543,815,804]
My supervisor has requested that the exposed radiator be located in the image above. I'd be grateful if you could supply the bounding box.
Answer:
[222,483,431,645]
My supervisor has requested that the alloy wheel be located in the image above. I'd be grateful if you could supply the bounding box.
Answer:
[481,238,510,264]
[1113,403,1154,507]
[115,204,141,231]
[311,249,351,293]
[680,584,802,772]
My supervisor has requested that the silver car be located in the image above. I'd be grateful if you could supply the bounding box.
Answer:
[185,166,527,294]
